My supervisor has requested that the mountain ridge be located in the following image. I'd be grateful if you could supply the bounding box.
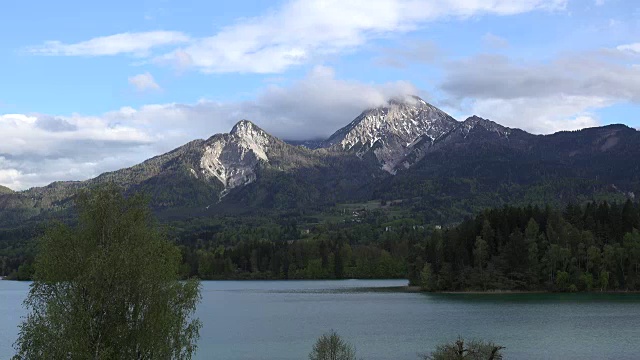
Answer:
[1,96,639,226]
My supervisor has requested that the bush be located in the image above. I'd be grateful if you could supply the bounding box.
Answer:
[422,337,504,360]
[309,330,356,360]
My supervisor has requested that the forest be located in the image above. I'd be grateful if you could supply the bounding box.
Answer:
[3,199,640,293]
[173,210,412,280]
[174,199,640,292]
[409,200,640,291]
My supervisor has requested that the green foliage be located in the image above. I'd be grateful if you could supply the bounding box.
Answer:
[422,337,504,360]
[420,263,436,291]
[174,213,410,280]
[309,331,356,360]
[15,263,34,281]
[579,272,594,291]
[13,185,201,360]
[3,182,640,292]
[473,237,489,271]
[599,270,610,291]
[407,200,640,292]
[555,271,570,291]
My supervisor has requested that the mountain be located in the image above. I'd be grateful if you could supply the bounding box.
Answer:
[376,121,640,221]
[0,119,328,222]
[0,96,639,226]
[324,96,459,173]
[0,185,12,194]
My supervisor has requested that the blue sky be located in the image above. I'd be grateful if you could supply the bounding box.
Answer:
[1,0,639,189]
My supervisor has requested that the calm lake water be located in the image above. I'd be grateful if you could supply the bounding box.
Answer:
[2,279,640,359]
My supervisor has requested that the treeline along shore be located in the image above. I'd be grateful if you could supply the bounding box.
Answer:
[3,198,640,293]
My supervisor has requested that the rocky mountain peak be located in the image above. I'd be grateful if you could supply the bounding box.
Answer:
[326,96,458,149]
[230,119,267,138]
[324,95,459,173]
[199,120,274,194]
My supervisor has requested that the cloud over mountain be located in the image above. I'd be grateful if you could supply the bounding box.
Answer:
[0,67,417,189]
[440,49,640,133]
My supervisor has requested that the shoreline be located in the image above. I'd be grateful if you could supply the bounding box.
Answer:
[2,277,409,282]
[4,277,640,295]
[395,286,640,295]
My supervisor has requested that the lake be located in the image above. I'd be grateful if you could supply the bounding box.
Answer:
[2,279,640,359]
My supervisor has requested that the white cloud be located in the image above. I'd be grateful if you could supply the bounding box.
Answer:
[442,53,640,102]
[27,0,566,73]
[128,72,161,92]
[247,65,419,138]
[617,43,640,54]
[467,96,607,133]
[157,0,566,73]
[0,166,22,191]
[0,67,417,189]
[440,49,640,133]
[0,111,154,190]
[27,31,190,56]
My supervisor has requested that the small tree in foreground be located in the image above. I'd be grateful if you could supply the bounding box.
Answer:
[422,337,504,360]
[309,330,357,360]
[13,185,201,360]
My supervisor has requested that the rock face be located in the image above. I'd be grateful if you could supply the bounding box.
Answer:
[324,96,459,173]
[199,120,273,193]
